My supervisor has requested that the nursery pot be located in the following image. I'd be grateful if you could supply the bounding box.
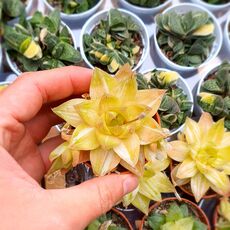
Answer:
[43,0,104,22]
[139,197,211,230]
[170,161,217,200]
[224,14,230,54]
[153,3,222,72]
[118,0,172,16]
[190,0,230,12]
[111,208,133,230]
[80,8,149,73]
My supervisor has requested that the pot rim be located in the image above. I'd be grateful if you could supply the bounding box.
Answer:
[79,8,150,73]
[191,0,230,10]
[139,197,211,230]
[153,3,223,72]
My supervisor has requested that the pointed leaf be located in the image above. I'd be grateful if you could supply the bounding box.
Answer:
[176,158,198,179]
[132,193,150,215]
[171,165,190,186]
[184,118,201,145]
[168,141,189,162]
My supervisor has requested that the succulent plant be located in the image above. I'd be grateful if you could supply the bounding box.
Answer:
[47,64,173,214]
[83,9,143,73]
[137,70,193,131]
[87,211,128,230]
[198,61,230,131]
[3,10,82,72]
[204,0,229,4]
[122,140,174,214]
[216,197,230,230]
[145,201,207,230]
[47,0,98,14]
[156,11,215,67]
[126,0,165,7]
[168,113,230,202]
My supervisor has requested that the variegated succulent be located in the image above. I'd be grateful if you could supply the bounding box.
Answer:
[3,10,82,72]
[168,113,230,202]
[83,9,143,73]
[48,64,174,214]
[145,201,208,230]
[137,70,193,131]
[47,0,98,14]
[216,197,230,230]
[156,11,215,67]
[198,61,230,131]
[126,0,165,7]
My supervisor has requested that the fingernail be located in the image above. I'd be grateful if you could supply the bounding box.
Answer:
[123,174,138,195]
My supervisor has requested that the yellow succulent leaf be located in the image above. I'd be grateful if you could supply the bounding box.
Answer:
[136,89,166,117]
[113,133,140,167]
[90,148,120,176]
[49,142,69,162]
[70,124,99,150]
[167,141,190,162]
[75,99,99,126]
[176,158,198,179]
[221,133,230,147]
[90,67,117,100]
[219,197,230,222]
[193,23,214,36]
[115,63,133,80]
[207,118,225,145]
[23,40,42,59]
[171,165,191,187]
[184,117,201,145]
[131,193,150,215]
[137,117,168,145]
[52,99,85,127]
[47,157,70,175]
[123,186,139,207]
[71,150,81,167]
[98,94,120,115]
[198,112,213,137]
[158,71,179,85]
[191,173,210,202]
[61,148,72,166]
[95,131,121,150]
[197,163,230,195]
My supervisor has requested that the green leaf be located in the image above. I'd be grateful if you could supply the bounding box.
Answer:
[148,213,166,230]
[165,202,184,222]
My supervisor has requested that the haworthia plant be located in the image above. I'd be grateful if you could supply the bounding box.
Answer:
[137,70,192,130]
[3,10,82,72]
[83,9,143,73]
[216,198,230,230]
[145,202,207,230]
[86,212,127,230]
[204,0,229,4]
[47,0,98,14]
[126,0,165,7]
[156,11,215,67]
[198,61,230,130]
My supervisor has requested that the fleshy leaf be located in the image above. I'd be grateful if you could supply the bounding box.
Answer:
[183,118,201,145]
[52,99,85,127]
[176,158,198,179]
[191,173,210,202]
[70,124,99,150]
[171,165,190,186]
[113,133,140,167]
[167,141,189,162]
[90,148,120,176]
[131,193,150,215]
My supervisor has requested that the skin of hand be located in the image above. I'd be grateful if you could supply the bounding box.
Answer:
[0,66,138,230]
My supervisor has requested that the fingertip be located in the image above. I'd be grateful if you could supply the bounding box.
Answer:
[121,174,139,195]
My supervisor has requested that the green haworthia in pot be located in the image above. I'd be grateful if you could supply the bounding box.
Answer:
[3,10,82,74]
[46,0,99,14]
[83,9,144,73]
[136,69,193,133]
[156,10,215,67]
[197,61,230,131]
[125,0,166,7]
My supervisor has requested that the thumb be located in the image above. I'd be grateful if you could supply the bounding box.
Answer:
[50,173,138,229]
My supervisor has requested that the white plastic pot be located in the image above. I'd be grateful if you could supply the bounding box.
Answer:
[190,0,230,12]
[80,8,149,72]
[5,17,77,76]
[118,0,172,15]
[153,3,223,72]
[141,68,194,136]
[43,0,104,22]
[224,14,230,53]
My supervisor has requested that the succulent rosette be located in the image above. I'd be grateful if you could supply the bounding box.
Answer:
[168,113,230,202]
[48,64,169,177]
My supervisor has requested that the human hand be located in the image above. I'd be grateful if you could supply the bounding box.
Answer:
[0,67,138,230]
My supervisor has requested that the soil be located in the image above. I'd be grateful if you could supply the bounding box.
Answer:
[109,210,131,229]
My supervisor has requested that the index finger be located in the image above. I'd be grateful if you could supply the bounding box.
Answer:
[0,66,92,122]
